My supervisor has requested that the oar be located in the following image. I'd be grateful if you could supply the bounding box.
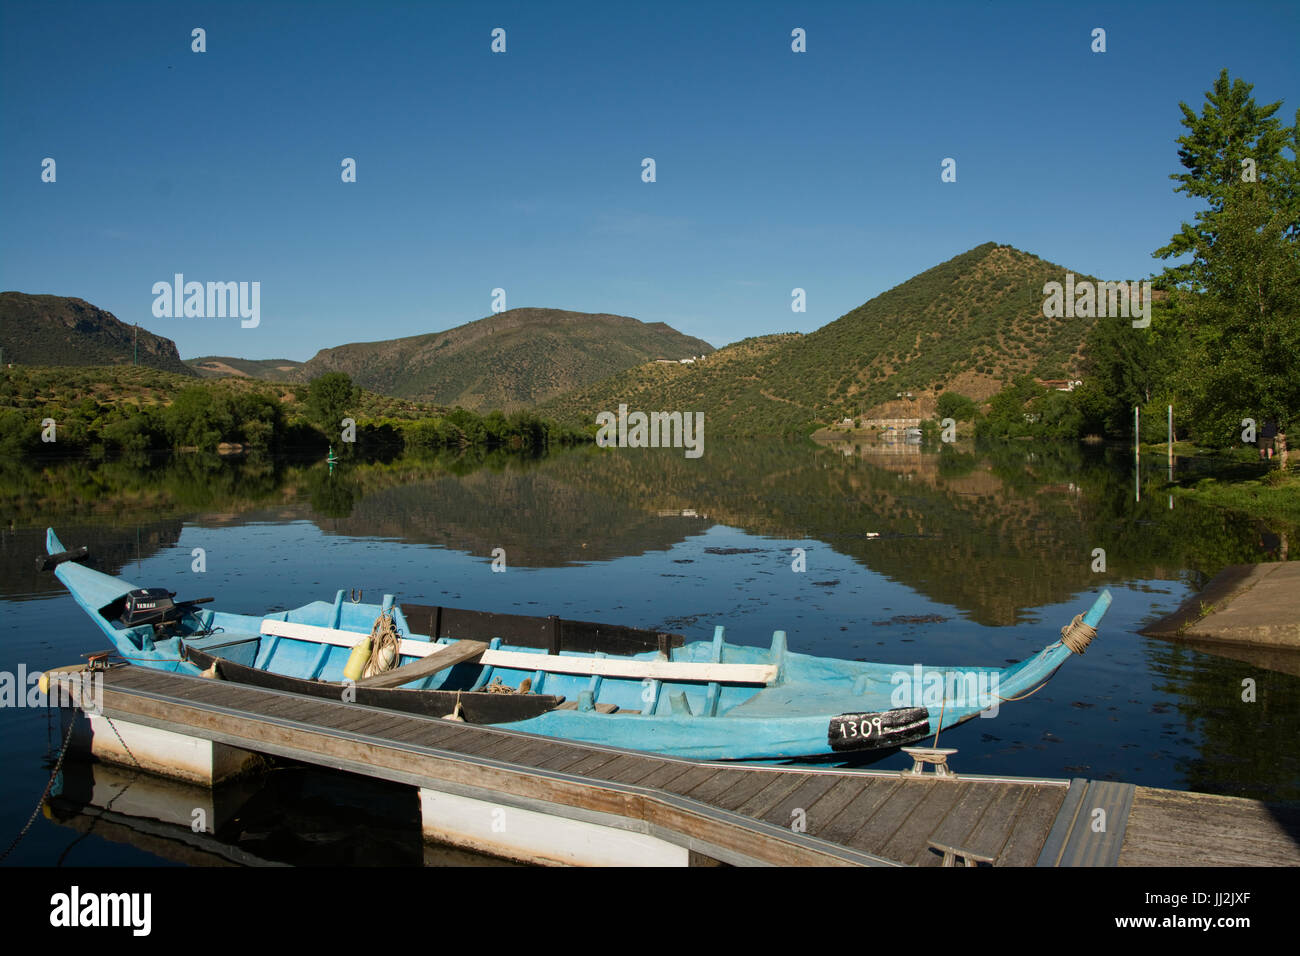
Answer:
[356,639,489,689]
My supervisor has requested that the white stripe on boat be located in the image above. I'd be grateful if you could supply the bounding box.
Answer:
[259,619,777,685]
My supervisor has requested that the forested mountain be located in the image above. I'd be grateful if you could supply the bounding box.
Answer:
[543,243,1099,434]
[293,308,714,411]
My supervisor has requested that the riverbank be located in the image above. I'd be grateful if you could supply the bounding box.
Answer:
[1170,470,1300,525]
[1142,561,1300,650]
[0,364,587,456]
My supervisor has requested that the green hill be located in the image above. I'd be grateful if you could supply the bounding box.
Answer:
[0,363,445,423]
[293,308,714,411]
[540,333,809,435]
[541,243,1100,435]
[187,356,305,380]
[0,292,194,375]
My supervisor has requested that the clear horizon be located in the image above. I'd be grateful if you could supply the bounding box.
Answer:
[2,0,1297,361]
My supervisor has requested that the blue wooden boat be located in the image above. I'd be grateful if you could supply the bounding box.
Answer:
[40,528,1111,761]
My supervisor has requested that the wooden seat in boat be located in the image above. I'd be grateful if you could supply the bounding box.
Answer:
[259,619,777,685]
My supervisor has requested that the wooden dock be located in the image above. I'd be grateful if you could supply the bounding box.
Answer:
[50,666,1300,867]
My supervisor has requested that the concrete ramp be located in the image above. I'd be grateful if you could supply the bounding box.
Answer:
[1142,562,1300,650]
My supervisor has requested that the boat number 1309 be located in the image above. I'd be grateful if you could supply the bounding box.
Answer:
[840,716,884,738]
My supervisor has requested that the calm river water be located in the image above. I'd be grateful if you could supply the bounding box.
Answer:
[2,439,1296,865]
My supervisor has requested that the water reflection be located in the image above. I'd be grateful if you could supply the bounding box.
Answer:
[2,436,1297,863]
[43,757,517,866]
[3,442,1292,625]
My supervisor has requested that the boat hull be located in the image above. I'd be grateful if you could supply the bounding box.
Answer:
[43,528,1111,762]
[181,643,564,723]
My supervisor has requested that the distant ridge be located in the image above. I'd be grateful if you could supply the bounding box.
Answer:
[541,243,1098,435]
[187,356,305,380]
[0,292,193,375]
[293,307,715,411]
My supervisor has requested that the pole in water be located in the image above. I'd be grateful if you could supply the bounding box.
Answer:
[1167,404,1173,480]
[1134,407,1140,502]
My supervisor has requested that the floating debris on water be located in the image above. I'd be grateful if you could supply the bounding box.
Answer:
[871,613,949,626]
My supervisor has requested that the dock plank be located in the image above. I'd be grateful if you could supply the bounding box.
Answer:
[711,770,787,812]
[675,768,753,805]
[305,697,384,723]
[589,754,667,785]
[378,721,478,750]
[661,765,725,797]
[625,760,698,790]
[504,740,584,770]
[963,783,1033,864]
[596,755,677,786]
[201,685,313,712]
[531,746,600,774]
[143,678,249,703]
[470,734,539,761]
[998,784,1069,867]
[483,736,557,767]
[430,726,515,756]
[1119,787,1300,867]
[872,780,971,863]
[231,695,326,721]
[804,778,875,836]
[562,751,625,780]
[760,774,840,829]
[820,777,907,849]
[734,772,812,819]
[173,677,273,702]
[102,669,175,693]
[339,712,428,740]
[914,781,1001,866]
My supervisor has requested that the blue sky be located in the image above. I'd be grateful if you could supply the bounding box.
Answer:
[2,0,1297,360]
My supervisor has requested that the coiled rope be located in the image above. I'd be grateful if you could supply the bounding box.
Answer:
[362,611,401,680]
[1059,613,1097,654]
[486,677,532,695]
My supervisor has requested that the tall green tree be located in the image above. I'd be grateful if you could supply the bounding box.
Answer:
[305,372,359,432]
[1153,71,1300,445]
[1170,187,1300,442]
[1075,308,1168,438]
[935,391,977,422]
[165,387,234,450]
[1155,69,1299,286]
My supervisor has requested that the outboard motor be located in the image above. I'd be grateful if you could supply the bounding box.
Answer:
[120,588,178,627]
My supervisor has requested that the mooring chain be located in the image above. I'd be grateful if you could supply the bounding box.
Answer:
[102,714,143,769]
[54,764,144,867]
[0,716,77,864]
